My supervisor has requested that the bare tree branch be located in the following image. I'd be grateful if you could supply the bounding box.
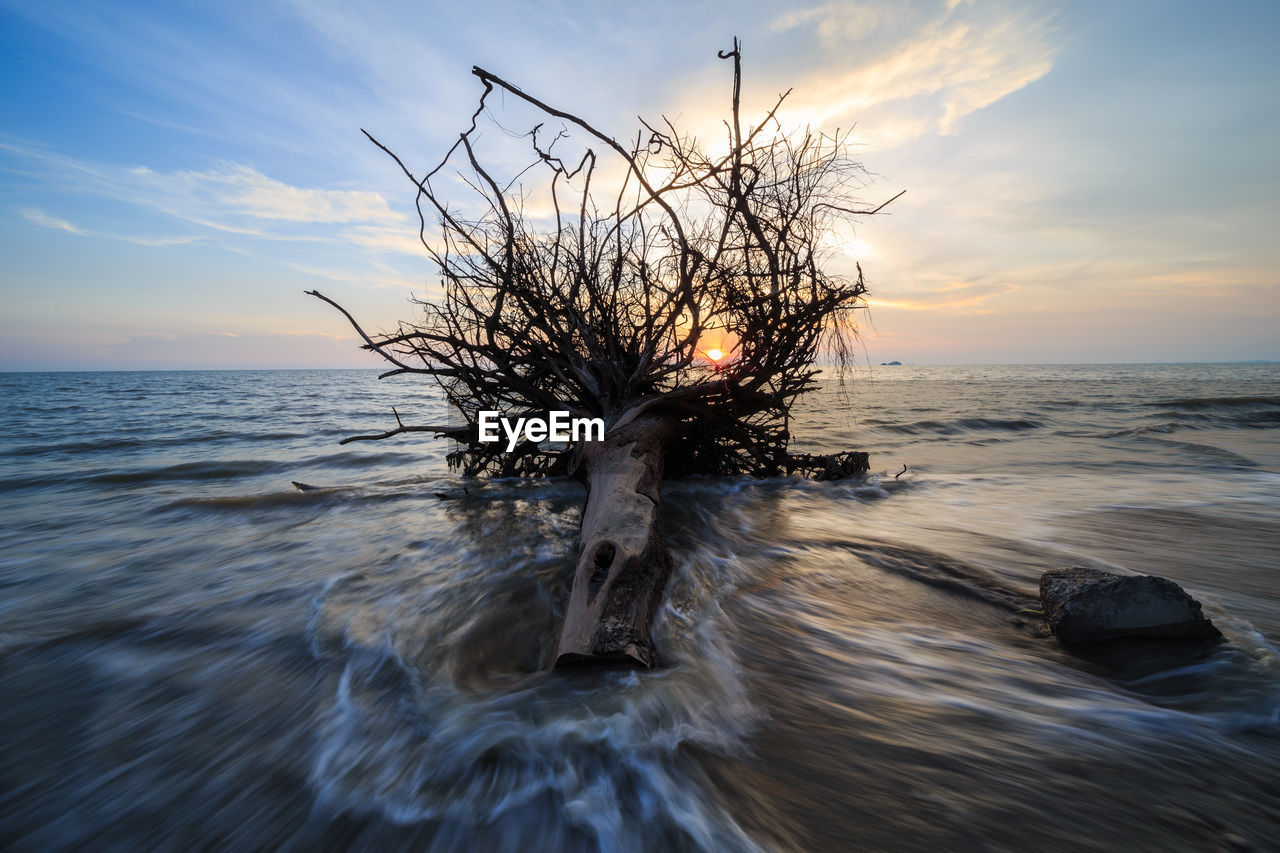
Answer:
[316,43,893,479]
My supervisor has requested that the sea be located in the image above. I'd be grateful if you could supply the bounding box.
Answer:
[1,364,1278,852]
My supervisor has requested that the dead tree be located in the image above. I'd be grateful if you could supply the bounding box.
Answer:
[309,41,896,667]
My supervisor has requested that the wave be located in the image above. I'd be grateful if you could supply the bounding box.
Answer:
[1102,413,1279,436]
[305,451,424,470]
[851,542,1035,610]
[0,459,283,491]
[1150,395,1280,410]
[4,451,427,491]
[880,417,1044,436]
[1163,410,1280,429]
[1136,437,1257,467]
[4,430,311,459]
[88,459,289,484]
[163,490,342,512]
[1093,395,1280,437]
[302,514,766,851]
[1140,396,1280,431]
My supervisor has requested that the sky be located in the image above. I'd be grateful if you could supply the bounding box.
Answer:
[2,0,1277,369]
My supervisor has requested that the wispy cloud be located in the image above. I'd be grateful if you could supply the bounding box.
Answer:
[125,163,401,225]
[19,206,197,247]
[770,1,1057,144]
[19,207,82,234]
[3,140,418,257]
[870,280,1018,313]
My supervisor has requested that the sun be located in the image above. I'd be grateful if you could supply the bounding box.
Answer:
[706,348,724,362]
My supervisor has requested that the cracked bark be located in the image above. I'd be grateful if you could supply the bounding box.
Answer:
[552,414,675,667]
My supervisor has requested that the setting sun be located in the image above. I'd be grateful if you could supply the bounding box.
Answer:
[706,348,724,362]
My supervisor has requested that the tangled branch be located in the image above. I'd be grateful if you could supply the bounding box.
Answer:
[313,41,897,478]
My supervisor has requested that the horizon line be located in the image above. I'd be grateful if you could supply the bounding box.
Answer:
[2,360,1277,374]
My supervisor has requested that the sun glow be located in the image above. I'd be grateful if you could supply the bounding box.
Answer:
[679,317,737,366]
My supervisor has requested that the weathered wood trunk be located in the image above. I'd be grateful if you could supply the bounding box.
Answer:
[552,414,675,668]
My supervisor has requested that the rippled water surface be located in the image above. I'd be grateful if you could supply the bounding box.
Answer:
[2,365,1279,851]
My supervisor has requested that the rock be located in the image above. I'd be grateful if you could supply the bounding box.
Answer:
[1039,567,1221,644]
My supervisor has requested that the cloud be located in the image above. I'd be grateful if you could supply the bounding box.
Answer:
[127,163,400,225]
[771,4,887,42]
[19,208,82,234]
[3,141,419,257]
[770,1,1057,144]
[869,280,1017,313]
[18,205,198,247]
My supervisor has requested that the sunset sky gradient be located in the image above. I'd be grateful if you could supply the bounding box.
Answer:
[2,0,1277,369]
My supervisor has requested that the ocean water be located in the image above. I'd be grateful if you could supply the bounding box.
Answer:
[1,364,1278,851]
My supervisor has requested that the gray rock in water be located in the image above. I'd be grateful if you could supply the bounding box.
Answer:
[1040,567,1221,644]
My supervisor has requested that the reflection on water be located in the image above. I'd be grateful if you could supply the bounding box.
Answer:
[1,365,1279,850]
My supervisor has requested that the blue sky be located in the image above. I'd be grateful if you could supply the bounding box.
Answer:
[2,0,1277,369]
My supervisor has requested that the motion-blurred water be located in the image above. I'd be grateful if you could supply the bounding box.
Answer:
[2,364,1278,851]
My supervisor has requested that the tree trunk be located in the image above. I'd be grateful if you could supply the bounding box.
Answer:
[552,413,675,668]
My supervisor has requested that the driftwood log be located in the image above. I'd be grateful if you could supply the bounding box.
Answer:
[554,414,674,666]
